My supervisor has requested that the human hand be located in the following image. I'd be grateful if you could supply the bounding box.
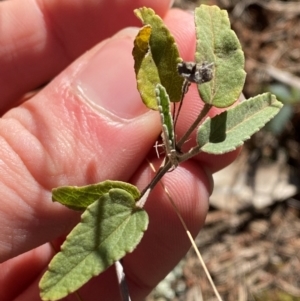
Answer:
[0,0,239,300]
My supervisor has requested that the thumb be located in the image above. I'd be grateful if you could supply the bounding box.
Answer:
[0,28,160,262]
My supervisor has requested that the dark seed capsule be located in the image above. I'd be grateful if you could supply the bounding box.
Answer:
[177,61,214,84]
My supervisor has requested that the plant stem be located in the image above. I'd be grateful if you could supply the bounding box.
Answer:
[177,144,202,163]
[140,103,211,200]
[176,103,212,149]
[174,79,190,129]
[140,160,172,198]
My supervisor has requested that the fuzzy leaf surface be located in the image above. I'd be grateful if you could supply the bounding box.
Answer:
[132,25,160,109]
[40,188,148,301]
[195,5,246,107]
[197,93,283,154]
[134,7,184,108]
[52,180,140,211]
[155,84,175,150]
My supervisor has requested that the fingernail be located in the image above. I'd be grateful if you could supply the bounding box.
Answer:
[75,28,148,119]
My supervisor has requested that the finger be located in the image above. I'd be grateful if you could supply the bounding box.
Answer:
[0,27,161,263]
[0,244,52,301]
[0,0,172,113]
[0,6,236,264]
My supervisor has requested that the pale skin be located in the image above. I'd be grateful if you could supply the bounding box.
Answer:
[0,0,239,300]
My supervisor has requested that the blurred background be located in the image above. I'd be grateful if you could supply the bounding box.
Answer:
[146,1,300,300]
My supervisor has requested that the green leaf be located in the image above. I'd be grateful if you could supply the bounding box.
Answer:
[195,5,246,108]
[197,93,283,154]
[132,25,161,109]
[52,180,140,211]
[40,188,148,301]
[155,84,175,151]
[133,7,184,108]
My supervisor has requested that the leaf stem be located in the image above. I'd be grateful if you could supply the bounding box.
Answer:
[177,144,202,163]
[176,103,212,149]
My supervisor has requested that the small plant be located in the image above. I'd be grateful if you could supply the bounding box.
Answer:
[39,5,282,301]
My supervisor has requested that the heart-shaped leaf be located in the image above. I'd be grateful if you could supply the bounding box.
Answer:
[40,188,148,301]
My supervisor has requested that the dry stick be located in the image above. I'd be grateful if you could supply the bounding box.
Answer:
[148,162,223,301]
[74,292,84,301]
[115,260,131,301]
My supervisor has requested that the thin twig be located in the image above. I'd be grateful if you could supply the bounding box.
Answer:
[177,144,202,164]
[147,162,223,301]
[163,186,223,301]
[174,79,191,129]
[74,292,84,301]
[115,260,131,301]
